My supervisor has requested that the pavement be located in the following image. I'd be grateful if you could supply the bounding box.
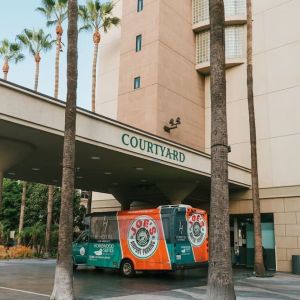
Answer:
[0,259,299,299]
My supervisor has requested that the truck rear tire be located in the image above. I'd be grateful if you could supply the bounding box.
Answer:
[121,260,135,277]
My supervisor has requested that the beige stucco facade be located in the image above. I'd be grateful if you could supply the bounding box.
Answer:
[94,0,300,272]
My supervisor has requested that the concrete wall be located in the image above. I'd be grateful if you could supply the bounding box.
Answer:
[96,0,123,119]
[205,0,300,189]
[230,186,300,272]
[117,0,205,150]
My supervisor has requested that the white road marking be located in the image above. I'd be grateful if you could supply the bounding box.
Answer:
[0,286,50,297]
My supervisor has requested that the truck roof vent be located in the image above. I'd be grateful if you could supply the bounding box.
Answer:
[157,204,192,209]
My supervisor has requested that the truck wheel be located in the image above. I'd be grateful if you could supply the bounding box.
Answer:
[72,258,78,270]
[121,260,135,277]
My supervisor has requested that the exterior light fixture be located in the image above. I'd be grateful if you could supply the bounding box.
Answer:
[104,172,112,175]
[164,117,181,133]
[135,167,144,171]
[32,168,40,171]
[91,156,100,160]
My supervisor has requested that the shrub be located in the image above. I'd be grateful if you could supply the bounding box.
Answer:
[0,245,33,259]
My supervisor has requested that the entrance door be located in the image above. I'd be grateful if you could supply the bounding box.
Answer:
[73,231,89,264]
[174,212,195,266]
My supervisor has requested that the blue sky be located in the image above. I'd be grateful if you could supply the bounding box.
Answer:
[0,0,93,109]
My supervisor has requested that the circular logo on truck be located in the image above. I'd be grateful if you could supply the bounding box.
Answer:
[187,213,207,247]
[128,216,159,259]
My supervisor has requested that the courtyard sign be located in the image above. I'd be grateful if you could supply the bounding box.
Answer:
[121,133,186,163]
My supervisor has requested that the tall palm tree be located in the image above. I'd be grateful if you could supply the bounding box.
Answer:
[50,0,78,298]
[36,0,68,98]
[36,0,68,259]
[17,181,27,245]
[79,0,120,214]
[17,29,53,91]
[246,0,265,276]
[207,0,236,299]
[44,185,54,258]
[79,0,120,112]
[0,39,24,80]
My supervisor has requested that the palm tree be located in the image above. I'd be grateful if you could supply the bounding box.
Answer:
[36,0,68,259]
[36,0,68,98]
[0,39,24,80]
[44,185,54,258]
[17,29,53,91]
[50,0,78,298]
[246,0,265,276]
[79,0,120,112]
[17,182,27,245]
[79,0,120,214]
[207,0,236,299]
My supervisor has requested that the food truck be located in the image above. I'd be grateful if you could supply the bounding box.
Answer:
[72,205,208,276]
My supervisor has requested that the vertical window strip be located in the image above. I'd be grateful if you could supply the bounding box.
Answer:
[137,0,143,12]
[224,0,246,17]
[196,26,244,64]
[136,34,142,52]
[134,76,141,89]
[192,0,209,24]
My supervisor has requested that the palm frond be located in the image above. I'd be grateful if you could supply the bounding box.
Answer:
[46,19,58,26]
[15,53,25,63]
[79,24,93,32]
[0,39,24,64]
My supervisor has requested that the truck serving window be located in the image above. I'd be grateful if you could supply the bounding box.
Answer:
[90,216,118,241]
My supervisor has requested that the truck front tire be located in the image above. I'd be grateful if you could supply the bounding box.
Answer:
[121,260,135,277]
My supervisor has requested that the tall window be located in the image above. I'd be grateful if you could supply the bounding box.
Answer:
[136,35,142,52]
[224,0,246,17]
[134,76,141,89]
[196,26,244,64]
[193,0,246,24]
[137,0,143,12]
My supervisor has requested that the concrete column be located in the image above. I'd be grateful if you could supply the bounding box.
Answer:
[111,190,131,211]
[120,201,131,211]
[0,172,3,211]
[157,182,198,205]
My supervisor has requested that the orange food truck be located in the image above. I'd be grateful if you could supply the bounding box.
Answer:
[72,205,208,276]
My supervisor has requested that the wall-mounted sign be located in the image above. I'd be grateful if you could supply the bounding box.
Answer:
[121,133,186,163]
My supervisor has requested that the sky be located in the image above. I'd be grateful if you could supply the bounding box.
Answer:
[0,0,93,109]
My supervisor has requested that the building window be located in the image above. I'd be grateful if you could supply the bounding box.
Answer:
[137,0,143,12]
[196,26,244,64]
[136,35,142,52]
[193,0,209,24]
[224,0,246,17]
[225,26,244,59]
[134,76,141,89]
[196,30,210,64]
[193,0,245,24]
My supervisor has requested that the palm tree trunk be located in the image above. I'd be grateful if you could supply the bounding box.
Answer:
[34,54,41,92]
[247,0,265,276]
[91,38,99,113]
[18,181,27,245]
[2,58,9,80]
[54,34,61,98]
[44,185,54,258]
[50,0,78,298]
[86,191,92,214]
[0,172,3,212]
[207,0,236,299]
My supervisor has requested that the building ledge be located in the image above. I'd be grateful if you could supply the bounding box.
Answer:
[193,15,247,32]
[196,58,245,75]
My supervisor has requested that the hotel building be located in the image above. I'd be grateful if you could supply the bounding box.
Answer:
[91,0,300,272]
